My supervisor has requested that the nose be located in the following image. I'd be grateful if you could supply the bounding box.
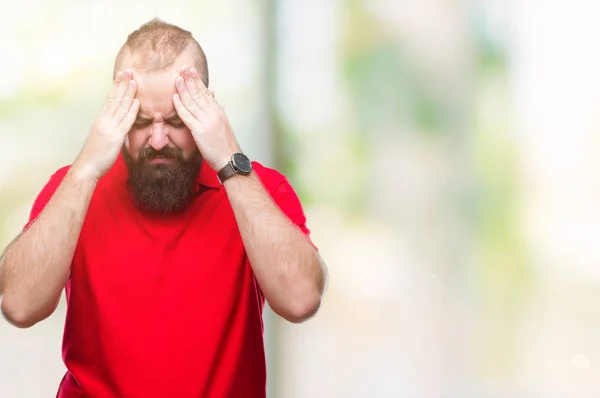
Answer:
[149,123,169,151]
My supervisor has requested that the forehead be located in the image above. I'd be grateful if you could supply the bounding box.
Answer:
[119,49,198,118]
[132,70,178,117]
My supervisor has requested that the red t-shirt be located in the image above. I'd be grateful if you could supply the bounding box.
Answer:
[24,154,313,398]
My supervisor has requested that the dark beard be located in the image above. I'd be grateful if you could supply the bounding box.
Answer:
[122,146,202,214]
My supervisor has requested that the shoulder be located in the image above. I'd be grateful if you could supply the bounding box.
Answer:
[51,165,72,178]
[251,162,311,231]
[33,164,72,201]
[251,161,289,192]
[25,165,73,227]
[251,161,285,180]
[42,165,72,193]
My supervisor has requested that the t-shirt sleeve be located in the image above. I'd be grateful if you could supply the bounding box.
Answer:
[268,177,317,249]
[249,167,318,308]
[23,166,71,231]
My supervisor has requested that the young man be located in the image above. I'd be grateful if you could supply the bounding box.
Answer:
[0,19,326,398]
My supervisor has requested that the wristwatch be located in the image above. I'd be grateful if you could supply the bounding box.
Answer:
[217,153,253,184]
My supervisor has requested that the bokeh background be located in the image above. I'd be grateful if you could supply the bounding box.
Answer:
[1,0,600,397]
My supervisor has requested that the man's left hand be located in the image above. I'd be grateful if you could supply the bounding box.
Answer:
[173,66,241,172]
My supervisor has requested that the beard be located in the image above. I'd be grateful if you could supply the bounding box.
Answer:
[122,146,202,214]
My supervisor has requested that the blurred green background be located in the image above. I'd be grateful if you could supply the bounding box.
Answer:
[2,0,600,397]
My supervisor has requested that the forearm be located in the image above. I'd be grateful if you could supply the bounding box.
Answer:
[0,165,97,327]
[223,172,325,323]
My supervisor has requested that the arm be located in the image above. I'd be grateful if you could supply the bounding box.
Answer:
[224,172,326,323]
[0,70,139,328]
[0,167,97,328]
[172,66,327,323]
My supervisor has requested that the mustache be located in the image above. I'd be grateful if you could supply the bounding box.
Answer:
[138,146,184,161]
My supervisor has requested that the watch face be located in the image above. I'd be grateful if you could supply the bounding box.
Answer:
[232,153,252,174]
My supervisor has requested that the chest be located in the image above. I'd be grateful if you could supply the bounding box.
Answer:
[70,184,249,307]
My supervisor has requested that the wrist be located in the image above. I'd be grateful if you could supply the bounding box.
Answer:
[214,155,233,173]
[216,152,253,184]
[70,161,100,185]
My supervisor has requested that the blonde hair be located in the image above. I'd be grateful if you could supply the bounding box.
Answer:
[114,18,209,86]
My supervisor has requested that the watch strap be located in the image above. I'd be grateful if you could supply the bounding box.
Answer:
[217,162,236,184]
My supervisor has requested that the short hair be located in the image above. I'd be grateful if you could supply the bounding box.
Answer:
[113,18,209,86]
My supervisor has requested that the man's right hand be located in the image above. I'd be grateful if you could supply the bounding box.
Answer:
[0,71,139,324]
[74,70,140,180]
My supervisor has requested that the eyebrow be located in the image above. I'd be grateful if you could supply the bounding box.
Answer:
[135,114,182,122]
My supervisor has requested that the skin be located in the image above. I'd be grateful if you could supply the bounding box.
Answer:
[125,65,199,162]
[173,66,327,322]
[0,48,327,327]
[0,71,139,327]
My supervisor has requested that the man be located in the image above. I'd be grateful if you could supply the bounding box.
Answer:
[0,19,326,398]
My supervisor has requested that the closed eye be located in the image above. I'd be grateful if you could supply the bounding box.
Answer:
[132,121,151,128]
[133,117,152,127]
[167,119,186,128]
[132,117,184,128]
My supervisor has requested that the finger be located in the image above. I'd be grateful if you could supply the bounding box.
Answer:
[116,80,138,122]
[175,76,209,118]
[109,71,128,101]
[179,67,224,118]
[202,90,224,114]
[113,71,123,87]
[99,71,122,114]
[186,67,221,111]
[173,93,203,133]
[183,67,209,98]
[186,67,216,112]
[105,71,131,115]
[181,67,211,104]
[117,98,140,134]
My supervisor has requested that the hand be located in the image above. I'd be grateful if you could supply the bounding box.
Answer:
[172,66,241,172]
[73,70,140,180]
